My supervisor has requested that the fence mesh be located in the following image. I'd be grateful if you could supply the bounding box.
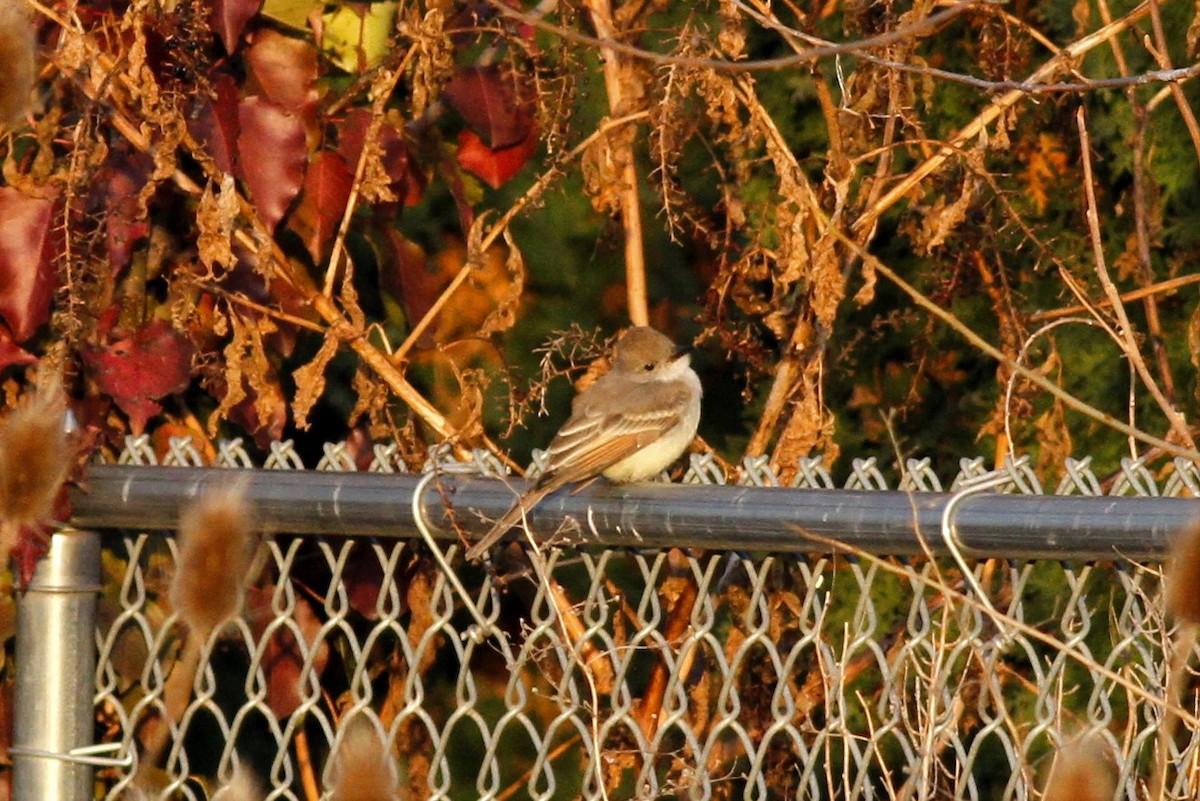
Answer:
[88,437,1199,800]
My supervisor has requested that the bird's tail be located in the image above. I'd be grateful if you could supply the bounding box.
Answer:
[464,484,556,561]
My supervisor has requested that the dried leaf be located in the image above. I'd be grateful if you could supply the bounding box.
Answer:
[1019,132,1069,216]
[338,109,423,206]
[291,334,339,429]
[237,96,307,231]
[919,175,977,254]
[477,226,525,336]
[196,174,240,273]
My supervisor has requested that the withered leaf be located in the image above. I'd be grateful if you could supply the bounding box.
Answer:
[196,174,239,272]
[291,333,339,430]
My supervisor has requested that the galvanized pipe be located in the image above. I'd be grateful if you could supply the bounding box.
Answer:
[68,464,1200,560]
[11,528,101,800]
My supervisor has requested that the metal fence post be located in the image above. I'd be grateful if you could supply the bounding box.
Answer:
[11,528,101,800]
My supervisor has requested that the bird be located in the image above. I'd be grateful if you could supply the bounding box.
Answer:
[465,326,702,561]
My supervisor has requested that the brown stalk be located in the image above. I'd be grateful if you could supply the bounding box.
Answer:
[584,0,649,326]
[1028,273,1200,323]
[830,230,1200,461]
[731,72,828,462]
[1096,0,1177,405]
[322,55,415,297]
[1144,0,1200,167]
[1075,107,1195,452]
[630,568,697,742]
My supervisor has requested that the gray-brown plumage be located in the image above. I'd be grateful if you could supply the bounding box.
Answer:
[466,327,701,561]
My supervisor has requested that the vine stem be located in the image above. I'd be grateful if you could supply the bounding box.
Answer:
[584,0,649,326]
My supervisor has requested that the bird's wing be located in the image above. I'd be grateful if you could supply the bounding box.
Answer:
[539,384,689,486]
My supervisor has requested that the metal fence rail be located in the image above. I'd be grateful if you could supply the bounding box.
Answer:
[15,437,1200,799]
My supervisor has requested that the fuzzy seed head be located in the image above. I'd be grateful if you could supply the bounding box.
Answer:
[211,764,264,801]
[170,484,256,635]
[1166,518,1200,625]
[1042,737,1115,801]
[0,3,35,127]
[328,719,400,801]
[0,379,70,527]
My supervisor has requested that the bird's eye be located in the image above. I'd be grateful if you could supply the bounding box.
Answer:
[643,363,654,372]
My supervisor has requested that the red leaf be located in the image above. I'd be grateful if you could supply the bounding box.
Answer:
[0,325,35,372]
[188,72,241,175]
[443,65,533,149]
[456,127,537,190]
[343,548,384,620]
[246,29,318,114]
[237,96,307,231]
[0,188,59,342]
[288,151,353,264]
[98,152,152,277]
[373,227,434,322]
[81,320,195,434]
[210,0,262,54]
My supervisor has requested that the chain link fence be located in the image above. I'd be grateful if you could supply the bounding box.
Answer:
[23,436,1200,799]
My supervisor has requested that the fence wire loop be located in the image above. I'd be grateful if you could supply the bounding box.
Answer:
[940,470,1013,618]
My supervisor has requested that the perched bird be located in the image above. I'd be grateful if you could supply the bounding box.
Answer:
[466,326,702,561]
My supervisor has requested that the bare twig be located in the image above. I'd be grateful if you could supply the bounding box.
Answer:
[584,0,648,326]
[1028,273,1200,323]
[1075,107,1194,452]
[1144,0,1200,167]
